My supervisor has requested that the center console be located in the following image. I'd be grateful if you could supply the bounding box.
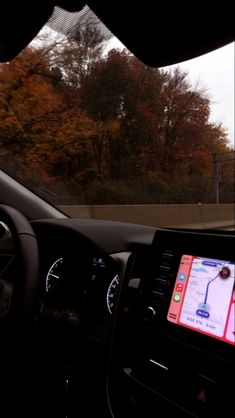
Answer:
[108,229,235,417]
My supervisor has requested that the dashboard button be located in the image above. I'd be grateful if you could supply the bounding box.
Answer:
[144,306,156,322]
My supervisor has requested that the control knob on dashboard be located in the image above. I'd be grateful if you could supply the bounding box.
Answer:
[144,306,156,322]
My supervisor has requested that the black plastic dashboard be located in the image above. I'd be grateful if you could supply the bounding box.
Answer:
[107,228,235,417]
[0,217,234,417]
[30,219,235,417]
[31,219,235,417]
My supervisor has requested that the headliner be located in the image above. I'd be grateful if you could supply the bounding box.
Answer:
[0,1,234,66]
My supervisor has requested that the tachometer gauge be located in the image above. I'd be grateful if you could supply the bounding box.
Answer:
[106,274,120,314]
[45,257,63,293]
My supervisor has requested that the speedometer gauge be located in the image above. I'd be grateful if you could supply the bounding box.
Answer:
[106,274,120,314]
[45,257,63,293]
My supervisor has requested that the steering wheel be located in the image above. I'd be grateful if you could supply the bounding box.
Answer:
[0,204,40,321]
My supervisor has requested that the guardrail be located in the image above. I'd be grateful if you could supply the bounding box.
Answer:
[57,203,235,229]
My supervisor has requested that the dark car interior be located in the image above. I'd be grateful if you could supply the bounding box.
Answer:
[0,2,234,417]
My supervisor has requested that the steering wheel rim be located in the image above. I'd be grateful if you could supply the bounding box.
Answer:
[0,204,40,321]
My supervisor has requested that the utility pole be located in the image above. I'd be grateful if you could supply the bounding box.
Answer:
[212,153,219,204]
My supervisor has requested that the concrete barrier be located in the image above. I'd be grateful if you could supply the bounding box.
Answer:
[57,203,235,229]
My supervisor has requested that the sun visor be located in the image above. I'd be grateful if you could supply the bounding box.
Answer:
[0,3,55,62]
[0,1,234,66]
[87,2,235,67]
[0,1,85,62]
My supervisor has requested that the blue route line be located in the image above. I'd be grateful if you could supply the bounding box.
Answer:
[204,272,220,304]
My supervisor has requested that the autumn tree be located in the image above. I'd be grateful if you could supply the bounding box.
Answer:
[0,22,233,204]
[0,45,97,195]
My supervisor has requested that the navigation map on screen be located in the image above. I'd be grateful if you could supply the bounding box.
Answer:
[167,255,235,345]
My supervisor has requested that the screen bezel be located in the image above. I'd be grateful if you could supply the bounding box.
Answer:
[167,254,234,345]
[152,230,235,363]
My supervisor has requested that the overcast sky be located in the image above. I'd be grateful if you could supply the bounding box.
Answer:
[168,42,234,149]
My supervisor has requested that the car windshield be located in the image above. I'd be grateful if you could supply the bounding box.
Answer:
[0,6,234,229]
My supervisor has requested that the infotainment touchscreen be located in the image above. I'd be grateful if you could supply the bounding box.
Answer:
[167,255,235,345]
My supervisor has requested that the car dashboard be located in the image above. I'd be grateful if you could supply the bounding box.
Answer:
[0,218,234,417]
